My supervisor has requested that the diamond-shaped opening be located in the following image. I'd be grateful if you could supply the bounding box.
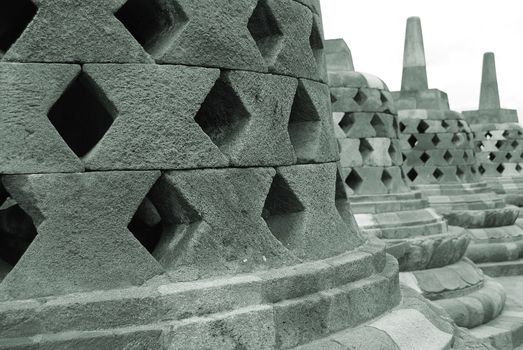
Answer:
[0,0,37,58]
[443,150,453,163]
[128,196,163,254]
[463,151,469,162]
[457,121,464,128]
[479,165,486,175]
[334,168,356,228]
[309,16,324,65]
[402,153,407,162]
[115,0,187,57]
[128,179,202,265]
[478,142,485,151]
[0,184,38,281]
[420,152,430,164]
[388,143,398,162]
[381,169,393,190]
[406,168,418,182]
[518,131,523,137]
[248,0,283,65]
[417,120,429,133]
[262,174,305,246]
[456,167,465,180]
[451,134,460,145]
[407,135,418,148]
[432,134,441,146]
[195,74,250,153]
[48,72,116,158]
[359,139,373,162]
[517,164,522,172]
[345,169,363,193]
[485,131,493,139]
[496,140,504,149]
[433,168,444,181]
[502,130,510,138]
[288,81,322,160]
[380,91,389,104]
[392,118,399,134]
[497,164,505,174]
[506,153,513,160]
[488,153,496,161]
[370,114,386,135]
[353,90,367,106]
[441,120,449,130]
[512,140,519,149]
[399,122,406,133]
[338,113,355,134]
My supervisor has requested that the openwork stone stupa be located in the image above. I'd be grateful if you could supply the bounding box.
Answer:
[393,17,523,281]
[327,38,505,330]
[462,52,523,276]
[0,1,490,349]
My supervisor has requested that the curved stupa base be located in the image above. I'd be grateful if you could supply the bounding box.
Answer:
[0,240,480,350]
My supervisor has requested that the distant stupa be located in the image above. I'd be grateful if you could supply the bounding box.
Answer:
[328,37,505,331]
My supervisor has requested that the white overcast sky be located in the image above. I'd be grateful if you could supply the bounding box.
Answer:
[321,0,523,119]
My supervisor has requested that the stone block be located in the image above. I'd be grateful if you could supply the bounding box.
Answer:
[338,139,363,167]
[0,171,164,300]
[167,306,276,350]
[361,138,393,167]
[264,0,320,80]
[0,63,83,174]
[150,167,299,282]
[289,79,338,164]
[155,0,266,71]
[337,112,397,139]
[321,274,394,332]
[2,0,151,63]
[273,294,330,349]
[78,65,309,170]
[79,64,228,170]
[271,164,360,259]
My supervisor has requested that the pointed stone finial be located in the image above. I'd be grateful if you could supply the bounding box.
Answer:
[325,39,355,72]
[479,52,501,110]
[401,17,428,91]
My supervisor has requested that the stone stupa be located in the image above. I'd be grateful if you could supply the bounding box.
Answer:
[393,17,523,346]
[462,52,523,276]
[393,17,523,275]
[327,37,505,331]
[0,1,490,349]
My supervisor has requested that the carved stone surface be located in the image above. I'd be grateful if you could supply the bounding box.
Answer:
[327,37,504,331]
[0,2,494,349]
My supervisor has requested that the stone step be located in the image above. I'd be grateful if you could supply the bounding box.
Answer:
[479,260,523,277]
[470,275,523,350]
[0,255,401,350]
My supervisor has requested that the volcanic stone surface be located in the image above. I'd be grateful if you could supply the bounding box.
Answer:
[0,2,495,349]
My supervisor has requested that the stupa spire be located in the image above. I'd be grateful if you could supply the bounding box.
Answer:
[401,16,428,91]
[479,52,501,110]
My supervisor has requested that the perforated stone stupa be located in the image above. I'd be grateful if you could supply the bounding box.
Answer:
[393,18,523,275]
[327,38,505,330]
[394,18,523,278]
[462,52,523,276]
[0,1,493,349]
